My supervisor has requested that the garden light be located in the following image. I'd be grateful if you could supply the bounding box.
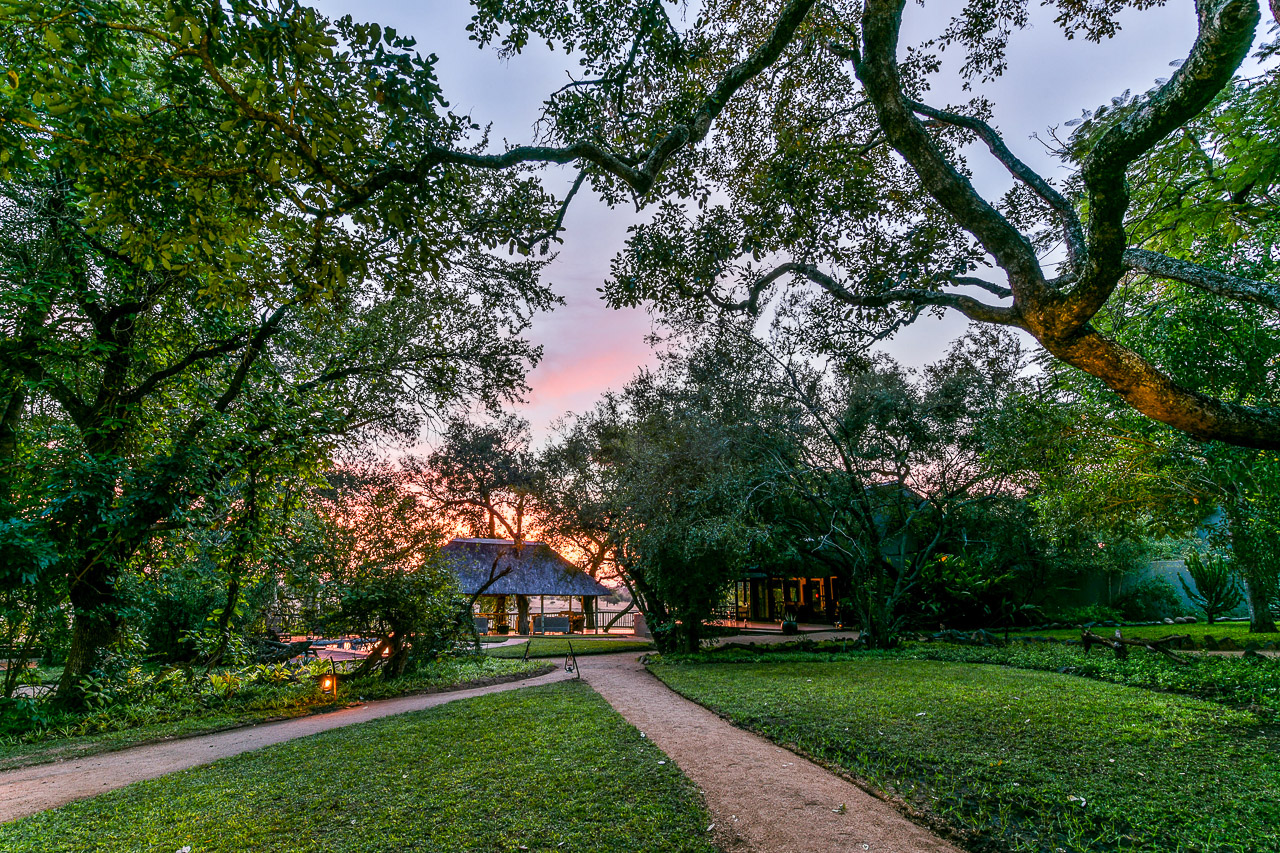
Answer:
[318,660,338,696]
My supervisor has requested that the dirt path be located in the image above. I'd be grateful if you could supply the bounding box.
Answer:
[576,653,958,853]
[0,667,572,824]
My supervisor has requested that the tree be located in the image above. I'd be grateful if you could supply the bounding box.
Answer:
[534,414,628,581]
[412,415,538,541]
[0,2,568,701]
[1181,549,1245,625]
[304,461,464,680]
[569,0,1280,447]
[537,328,797,652]
[756,326,1042,647]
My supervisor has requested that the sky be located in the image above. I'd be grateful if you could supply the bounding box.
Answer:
[310,0,1205,444]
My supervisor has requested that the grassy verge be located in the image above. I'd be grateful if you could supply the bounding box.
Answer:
[698,638,1280,715]
[0,681,717,853]
[484,637,653,658]
[0,656,547,771]
[1009,621,1280,647]
[651,657,1280,853]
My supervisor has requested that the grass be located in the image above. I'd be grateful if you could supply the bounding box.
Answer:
[651,656,1280,853]
[483,637,654,658]
[0,682,717,853]
[0,656,547,771]
[701,637,1280,715]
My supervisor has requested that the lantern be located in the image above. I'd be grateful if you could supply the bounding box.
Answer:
[318,660,338,696]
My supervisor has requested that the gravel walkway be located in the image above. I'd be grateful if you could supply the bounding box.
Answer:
[576,653,958,853]
[0,666,571,824]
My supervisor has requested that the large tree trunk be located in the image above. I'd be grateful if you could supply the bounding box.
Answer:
[1243,575,1278,633]
[56,567,124,704]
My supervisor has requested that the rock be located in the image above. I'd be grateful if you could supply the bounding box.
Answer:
[1217,637,1239,651]
[1163,618,1175,625]
[1204,636,1219,650]
[1185,615,1198,623]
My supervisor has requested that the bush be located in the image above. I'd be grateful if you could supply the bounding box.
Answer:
[1049,603,1123,625]
[1113,576,1181,621]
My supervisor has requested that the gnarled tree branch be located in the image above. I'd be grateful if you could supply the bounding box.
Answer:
[1124,248,1280,311]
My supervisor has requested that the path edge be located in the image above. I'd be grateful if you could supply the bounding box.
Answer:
[641,659,978,852]
[1,662,556,773]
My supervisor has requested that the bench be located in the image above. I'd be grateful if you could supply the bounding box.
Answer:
[473,616,490,635]
[533,615,572,634]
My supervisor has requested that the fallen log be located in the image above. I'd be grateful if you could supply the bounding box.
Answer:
[1080,629,1192,664]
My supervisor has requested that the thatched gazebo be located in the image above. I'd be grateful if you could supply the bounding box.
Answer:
[441,538,610,634]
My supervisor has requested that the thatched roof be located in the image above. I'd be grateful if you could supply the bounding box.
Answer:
[442,538,610,597]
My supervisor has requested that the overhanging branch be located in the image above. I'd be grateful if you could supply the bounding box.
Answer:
[1123,248,1280,311]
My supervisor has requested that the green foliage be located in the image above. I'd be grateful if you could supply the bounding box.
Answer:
[297,462,468,679]
[0,0,559,697]
[653,657,1280,852]
[0,655,544,769]
[1009,620,1280,648]
[1181,550,1245,624]
[1051,603,1125,625]
[1111,576,1182,622]
[0,682,717,853]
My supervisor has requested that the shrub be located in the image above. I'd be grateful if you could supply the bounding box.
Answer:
[1113,576,1182,621]
[1050,603,1123,625]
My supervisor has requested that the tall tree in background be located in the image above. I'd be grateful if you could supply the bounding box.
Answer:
[0,1,559,701]
[535,409,629,580]
[566,0,1280,446]
[607,332,797,652]
[746,324,1042,647]
[413,415,538,541]
[1027,61,1280,632]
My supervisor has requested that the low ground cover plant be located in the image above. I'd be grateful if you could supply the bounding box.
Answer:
[0,655,544,770]
[0,682,716,853]
[1007,621,1280,648]
[483,637,654,659]
[652,657,1280,853]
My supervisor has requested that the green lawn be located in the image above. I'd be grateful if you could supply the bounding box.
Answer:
[0,681,716,852]
[652,657,1280,853]
[0,656,547,772]
[1011,620,1280,647]
[484,637,653,658]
